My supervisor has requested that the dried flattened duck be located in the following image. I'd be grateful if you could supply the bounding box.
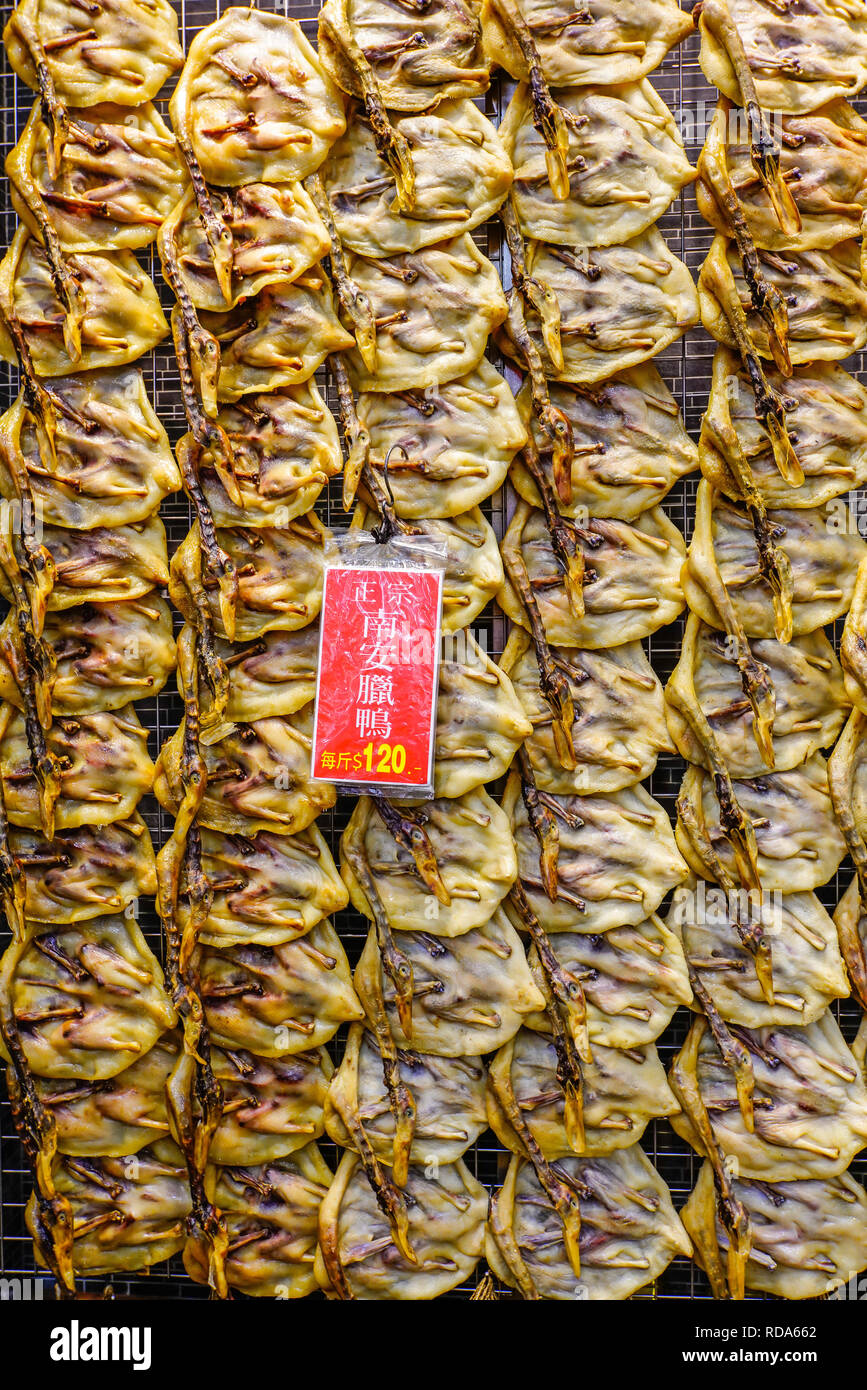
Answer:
[186,1147,333,1298]
[488,1028,679,1159]
[666,616,849,779]
[31,1034,176,1157]
[0,227,168,377]
[841,557,867,715]
[0,913,175,1079]
[0,596,175,717]
[6,815,156,924]
[27,1142,190,1277]
[176,624,320,726]
[324,100,512,257]
[8,101,184,254]
[701,347,867,511]
[521,917,692,1049]
[677,756,846,895]
[354,910,545,1056]
[318,0,490,113]
[351,505,503,632]
[684,482,866,641]
[481,0,691,88]
[434,633,531,798]
[356,361,526,520]
[325,1024,488,1167]
[499,501,685,648]
[669,880,849,1029]
[487,1145,692,1301]
[670,1011,867,1181]
[698,100,867,254]
[169,514,329,642]
[0,515,170,612]
[208,1049,334,1166]
[159,183,330,314]
[180,385,341,528]
[0,367,180,530]
[505,771,688,934]
[0,704,155,830]
[170,8,346,187]
[342,788,517,938]
[155,705,336,839]
[696,0,867,115]
[41,1034,333,1165]
[834,869,867,1010]
[316,1152,487,1300]
[699,235,867,367]
[343,235,508,392]
[502,629,673,796]
[683,1160,867,1300]
[4,0,184,108]
[181,824,348,951]
[828,709,867,1007]
[497,228,699,385]
[501,80,694,245]
[511,365,697,522]
[199,269,354,403]
[199,921,363,1058]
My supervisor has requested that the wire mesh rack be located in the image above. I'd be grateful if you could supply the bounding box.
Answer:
[0,0,865,1301]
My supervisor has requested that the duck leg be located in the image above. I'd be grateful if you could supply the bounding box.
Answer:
[157,632,228,1298]
[694,0,801,236]
[318,0,416,212]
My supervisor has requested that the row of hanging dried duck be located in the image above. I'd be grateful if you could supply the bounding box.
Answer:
[427,0,867,1300]
[669,0,867,1302]
[315,0,699,1300]
[0,0,186,1300]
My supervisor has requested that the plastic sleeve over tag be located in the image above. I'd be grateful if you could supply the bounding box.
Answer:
[311,531,446,797]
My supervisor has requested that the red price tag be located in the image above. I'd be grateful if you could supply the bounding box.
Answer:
[311,564,443,790]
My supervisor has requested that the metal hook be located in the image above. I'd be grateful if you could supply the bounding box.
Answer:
[371,443,406,544]
[381,442,406,511]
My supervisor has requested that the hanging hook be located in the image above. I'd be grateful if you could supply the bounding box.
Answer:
[381,442,405,510]
[372,443,407,544]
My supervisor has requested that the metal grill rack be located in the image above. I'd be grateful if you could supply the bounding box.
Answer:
[0,0,865,1300]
